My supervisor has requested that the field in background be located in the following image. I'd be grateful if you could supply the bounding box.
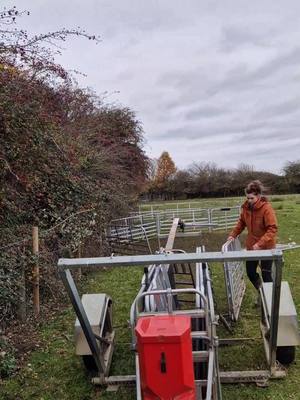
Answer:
[1,195,300,400]
[138,193,300,212]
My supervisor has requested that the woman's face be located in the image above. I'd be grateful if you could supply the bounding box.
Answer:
[246,193,259,206]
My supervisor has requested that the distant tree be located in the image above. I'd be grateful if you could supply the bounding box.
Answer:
[144,152,176,200]
[169,170,192,199]
[154,151,176,187]
[188,162,229,197]
[283,161,300,193]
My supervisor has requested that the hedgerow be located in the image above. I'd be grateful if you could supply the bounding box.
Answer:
[0,7,148,326]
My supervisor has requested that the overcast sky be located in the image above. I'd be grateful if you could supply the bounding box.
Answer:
[5,0,300,173]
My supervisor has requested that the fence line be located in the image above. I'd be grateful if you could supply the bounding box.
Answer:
[107,206,241,242]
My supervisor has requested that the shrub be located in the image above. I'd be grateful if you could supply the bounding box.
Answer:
[0,338,16,378]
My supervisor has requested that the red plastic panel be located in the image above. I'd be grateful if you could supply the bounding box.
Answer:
[136,315,196,400]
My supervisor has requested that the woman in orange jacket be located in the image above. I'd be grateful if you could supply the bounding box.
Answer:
[228,180,278,290]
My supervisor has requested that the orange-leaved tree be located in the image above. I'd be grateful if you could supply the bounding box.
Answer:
[151,151,176,199]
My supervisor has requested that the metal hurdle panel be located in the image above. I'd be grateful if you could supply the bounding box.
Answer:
[210,207,240,231]
[107,215,157,241]
[107,205,241,242]
[158,208,210,236]
[222,238,246,322]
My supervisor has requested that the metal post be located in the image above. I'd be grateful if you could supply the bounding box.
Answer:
[59,269,105,379]
[208,209,212,232]
[155,213,161,247]
[166,288,173,313]
[269,257,283,372]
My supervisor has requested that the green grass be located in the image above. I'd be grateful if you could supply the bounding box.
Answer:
[139,196,244,212]
[1,195,300,399]
[139,194,300,212]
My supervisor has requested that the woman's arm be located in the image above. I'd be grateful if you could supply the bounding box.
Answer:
[255,206,278,248]
[228,212,246,239]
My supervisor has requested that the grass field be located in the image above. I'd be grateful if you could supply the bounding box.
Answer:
[1,195,300,400]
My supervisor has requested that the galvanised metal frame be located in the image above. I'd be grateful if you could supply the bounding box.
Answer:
[59,269,106,383]
[196,245,222,399]
[222,238,246,322]
[58,247,285,384]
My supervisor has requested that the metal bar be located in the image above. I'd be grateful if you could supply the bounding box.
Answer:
[206,350,215,400]
[91,368,286,386]
[191,331,208,338]
[219,370,271,383]
[184,222,218,227]
[134,288,208,324]
[219,337,260,345]
[137,309,206,318]
[215,337,222,400]
[260,287,271,330]
[96,375,136,385]
[58,250,283,271]
[155,214,161,248]
[135,353,142,400]
[59,269,105,377]
[269,257,283,372]
[140,226,152,254]
[192,350,209,361]
[219,368,286,382]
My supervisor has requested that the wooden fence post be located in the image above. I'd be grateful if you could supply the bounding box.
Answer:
[32,226,40,316]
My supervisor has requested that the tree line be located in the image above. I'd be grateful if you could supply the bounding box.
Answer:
[144,152,300,200]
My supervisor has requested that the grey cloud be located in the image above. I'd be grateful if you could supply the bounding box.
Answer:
[156,42,300,106]
[236,127,300,144]
[211,48,300,96]
[158,121,266,141]
[249,47,300,80]
[185,106,228,120]
[220,25,271,52]
[254,98,300,119]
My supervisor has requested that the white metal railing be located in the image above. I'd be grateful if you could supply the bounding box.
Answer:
[138,198,243,214]
[107,206,241,242]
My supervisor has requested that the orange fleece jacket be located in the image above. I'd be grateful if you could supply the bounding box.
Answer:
[229,197,278,250]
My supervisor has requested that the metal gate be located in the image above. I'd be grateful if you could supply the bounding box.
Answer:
[222,238,246,321]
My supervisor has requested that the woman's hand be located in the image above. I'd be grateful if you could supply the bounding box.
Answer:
[227,236,235,242]
[252,243,261,250]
